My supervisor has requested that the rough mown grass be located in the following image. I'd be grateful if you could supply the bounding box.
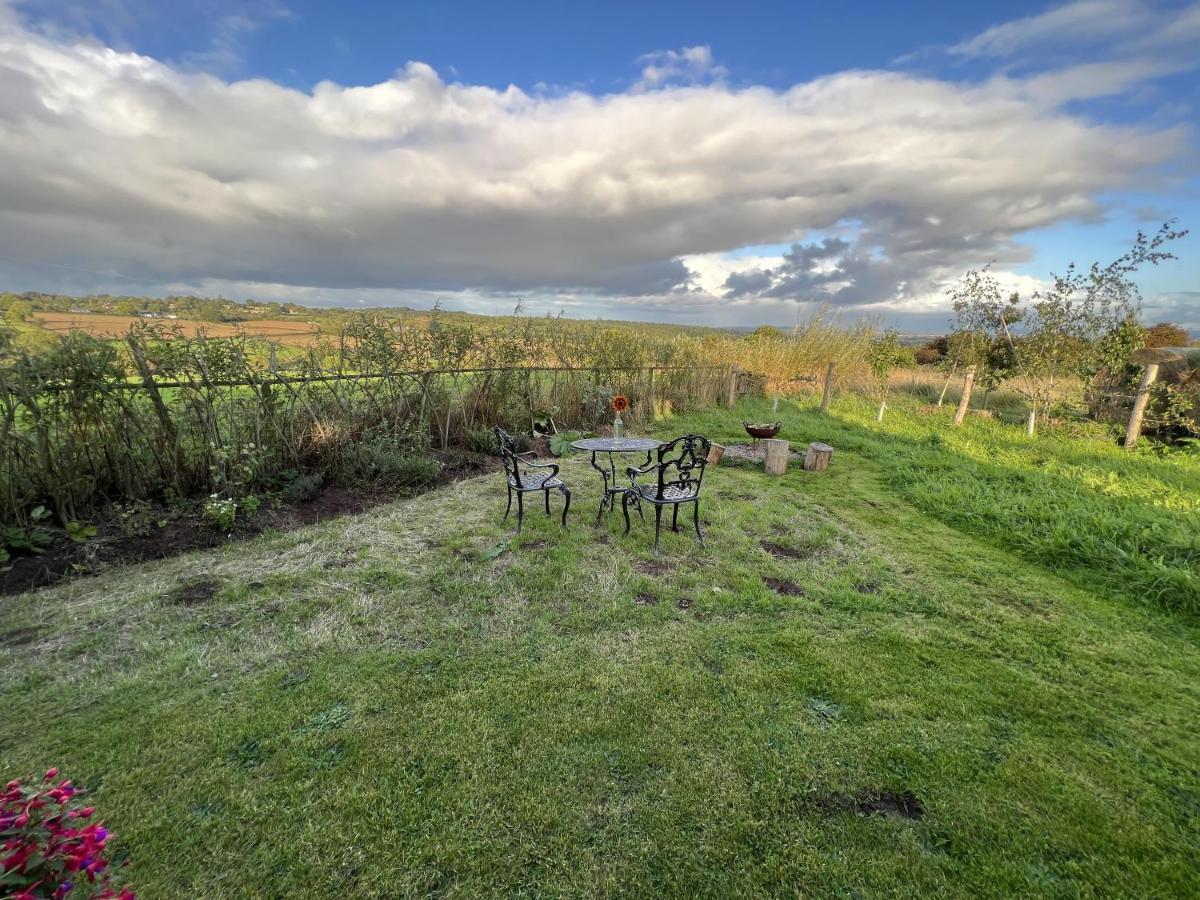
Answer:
[1,398,1198,897]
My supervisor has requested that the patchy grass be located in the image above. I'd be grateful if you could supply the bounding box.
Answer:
[1,397,1198,897]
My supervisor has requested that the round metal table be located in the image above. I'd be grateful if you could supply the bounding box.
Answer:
[571,437,662,522]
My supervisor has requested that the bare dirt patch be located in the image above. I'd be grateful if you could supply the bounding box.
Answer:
[171,577,220,606]
[634,560,672,576]
[760,540,813,561]
[814,790,926,821]
[855,581,882,595]
[675,596,694,610]
[764,577,806,597]
[634,592,660,606]
[0,451,499,597]
[722,443,802,464]
[0,626,40,648]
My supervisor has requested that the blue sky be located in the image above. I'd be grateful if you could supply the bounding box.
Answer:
[2,0,1197,331]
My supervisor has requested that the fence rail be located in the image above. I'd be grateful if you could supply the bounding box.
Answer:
[6,364,731,395]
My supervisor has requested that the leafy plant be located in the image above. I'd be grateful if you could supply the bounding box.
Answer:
[548,430,582,457]
[201,495,238,531]
[239,495,261,520]
[3,512,53,555]
[0,767,135,899]
[65,521,97,543]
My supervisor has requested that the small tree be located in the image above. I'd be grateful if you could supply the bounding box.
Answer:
[950,222,1187,435]
[868,328,906,421]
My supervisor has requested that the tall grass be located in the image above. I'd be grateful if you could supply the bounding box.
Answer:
[681,394,1200,615]
[0,314,747,526]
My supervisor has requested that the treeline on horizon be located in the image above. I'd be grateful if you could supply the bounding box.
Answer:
[0,289,736,338]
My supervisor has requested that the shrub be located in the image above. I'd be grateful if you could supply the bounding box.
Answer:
[201,495,238,530]
[337,439,441,490]
[1,768,134,899]
[466,427,499,455]
[279,472,324,505]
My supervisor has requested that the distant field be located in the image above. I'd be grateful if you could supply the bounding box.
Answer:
[32,311,323,346]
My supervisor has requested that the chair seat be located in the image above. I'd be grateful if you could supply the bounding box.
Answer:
[509,471,564,490]
[634,481,698,502]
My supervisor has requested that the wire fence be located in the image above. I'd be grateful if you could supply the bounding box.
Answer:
[0,361,738,526]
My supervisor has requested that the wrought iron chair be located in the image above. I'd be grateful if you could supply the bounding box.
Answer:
[494,427,571,534]
[621,434,711,555]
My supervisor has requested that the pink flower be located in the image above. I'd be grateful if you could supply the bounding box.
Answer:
[44,768,59,781]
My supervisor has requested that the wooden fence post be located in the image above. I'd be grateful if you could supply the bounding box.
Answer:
[819,361,835,413]
[953,365,976,427]
[726,364,739,408]
[1124,362,1160,449]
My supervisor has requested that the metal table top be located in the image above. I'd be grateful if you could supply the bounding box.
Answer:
[570,437,662,453]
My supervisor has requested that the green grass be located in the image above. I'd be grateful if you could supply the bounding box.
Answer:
[2,396,1198,897]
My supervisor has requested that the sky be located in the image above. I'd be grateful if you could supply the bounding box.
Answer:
[0,0,1197,332]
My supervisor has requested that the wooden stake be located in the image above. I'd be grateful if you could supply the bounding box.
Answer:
[1124,362,1159,449]
[764,438,789,475]
[953,365,976,427]
[819,361,835,413]
[726,364,739,408]
[803,442,833,472]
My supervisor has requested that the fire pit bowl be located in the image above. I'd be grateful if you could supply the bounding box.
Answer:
[743,421,782,440]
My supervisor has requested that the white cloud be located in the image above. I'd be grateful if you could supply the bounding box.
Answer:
[0,5,1190,328]
[948,0,1151,58]
[635,45,727,90]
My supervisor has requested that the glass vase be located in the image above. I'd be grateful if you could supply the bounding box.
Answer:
[613,414,625,439]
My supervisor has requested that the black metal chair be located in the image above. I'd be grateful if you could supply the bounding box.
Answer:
[494,427,571,534]
[621,434,711,555]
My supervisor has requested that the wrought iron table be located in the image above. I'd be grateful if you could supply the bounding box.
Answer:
[571,437,663,522]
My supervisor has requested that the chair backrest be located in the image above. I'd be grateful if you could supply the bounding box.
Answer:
[649,434,711,500]
[493,426,525,489]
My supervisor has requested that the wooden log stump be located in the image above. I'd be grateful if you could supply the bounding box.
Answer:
[706,443,725,466]
[764,438,789,475]
[803,442,833,472]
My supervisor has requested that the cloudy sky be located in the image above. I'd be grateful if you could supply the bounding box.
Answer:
[1,0,1197,330]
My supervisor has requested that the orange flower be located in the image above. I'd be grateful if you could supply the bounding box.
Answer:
[612,395,629,413]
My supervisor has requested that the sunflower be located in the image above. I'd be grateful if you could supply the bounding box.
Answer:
[611,395,629,413]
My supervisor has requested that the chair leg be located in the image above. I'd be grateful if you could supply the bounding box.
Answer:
[621,491,633,535]
[544,488,551,515]
[671,504,680,532]
[560,486,571,527]
[502,487,512,523]
[654,504,663,556]
[693,499,704,547]
[516,491,524,535]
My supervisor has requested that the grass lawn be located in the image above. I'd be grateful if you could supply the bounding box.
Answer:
[2,396,1198,897]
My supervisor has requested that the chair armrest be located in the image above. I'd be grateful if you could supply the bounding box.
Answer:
[524,459,560,479]
[626,460,657,485]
